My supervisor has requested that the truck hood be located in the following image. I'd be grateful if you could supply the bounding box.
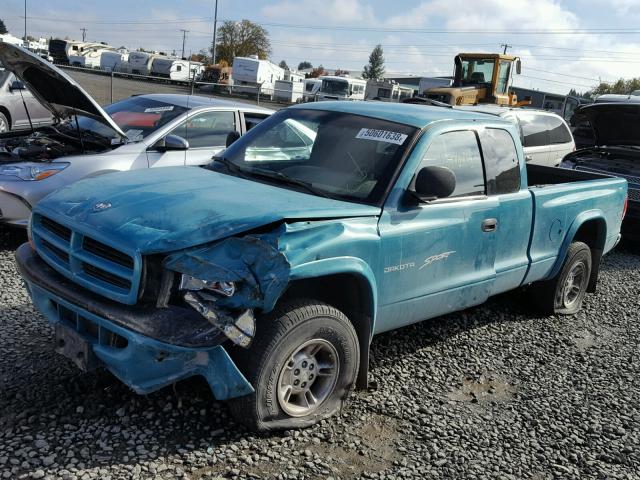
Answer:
[0,43,127,138]
[575,103,640,147]
[35,167,381,253]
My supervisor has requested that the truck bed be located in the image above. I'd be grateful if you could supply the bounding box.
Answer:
[523,163,627,285]
[526,163,613,186]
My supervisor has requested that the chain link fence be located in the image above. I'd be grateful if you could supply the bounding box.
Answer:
[58,64,306,109]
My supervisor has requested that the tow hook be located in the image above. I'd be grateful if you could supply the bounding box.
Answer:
[183,291,255,347]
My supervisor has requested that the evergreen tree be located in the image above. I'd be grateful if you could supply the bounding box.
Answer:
[279,60,289,70]
[298,61,313,70]
[0,19,8,35]
[362,44,385,79]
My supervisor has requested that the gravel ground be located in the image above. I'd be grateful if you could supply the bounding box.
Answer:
[1,227,639,480]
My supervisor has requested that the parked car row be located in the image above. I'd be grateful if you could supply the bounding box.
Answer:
[0,43,632,432]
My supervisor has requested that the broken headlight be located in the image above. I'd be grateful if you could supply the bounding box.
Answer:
[178,274,235,297]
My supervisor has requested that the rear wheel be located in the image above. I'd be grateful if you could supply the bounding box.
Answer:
[530,241,592,315]
[0,112,9,133]
[227,299,359,432]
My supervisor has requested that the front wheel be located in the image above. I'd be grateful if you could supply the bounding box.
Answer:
[530,241,592,315]
[0,112,9,133]
[227,299,360,431]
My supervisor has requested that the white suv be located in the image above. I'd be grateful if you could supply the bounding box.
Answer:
[457,105,575,167]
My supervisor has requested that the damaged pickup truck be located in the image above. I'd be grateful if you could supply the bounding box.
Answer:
[16,101,627,431]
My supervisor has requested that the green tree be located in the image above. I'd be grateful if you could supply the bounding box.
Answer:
[213,19,271,65]
[0,19,8,35]
[588,77,640,97]
[362,44,385,79]
[279,60,289,70]
[298,60,312,70]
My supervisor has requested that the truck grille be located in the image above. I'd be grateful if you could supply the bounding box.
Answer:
[31,214,142,304]
[575,166,640,203]
[628,188,640,202]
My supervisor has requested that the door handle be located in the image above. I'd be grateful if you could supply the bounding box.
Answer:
[481,218,498,232]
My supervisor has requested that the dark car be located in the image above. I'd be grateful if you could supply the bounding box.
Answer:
[560,102,639,239]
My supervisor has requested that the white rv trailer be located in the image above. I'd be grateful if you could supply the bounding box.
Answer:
[284,70,305,83]
[128,51,159,76]
[69,47,114,69]
[316,76,367,101]
[365,79,413,102]
[231,56,285,97]
[274,79,304,103]
[302,78,322,102]
[151,57,204,82]
[100,51,128,72]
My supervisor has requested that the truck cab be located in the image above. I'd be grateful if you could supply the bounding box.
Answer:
[425,53,521,106]
[16,102,626,432]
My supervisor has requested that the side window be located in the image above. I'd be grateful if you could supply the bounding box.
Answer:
[518,113,549,147]
[419,130,485,198]
[243,113,270,131]
[171,110,236,148]
[496,60,511,94]
[480,128,520,195]
[547,116,573,144]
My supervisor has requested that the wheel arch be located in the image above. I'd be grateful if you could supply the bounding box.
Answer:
[550,211,607,292]
[0,106,12,130]
[283,258,378,389]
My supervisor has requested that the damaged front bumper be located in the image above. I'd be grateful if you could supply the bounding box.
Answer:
[15,243,254,399]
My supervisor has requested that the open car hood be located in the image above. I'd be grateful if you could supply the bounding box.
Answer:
[575,103,640,147]
[0,43,127,138]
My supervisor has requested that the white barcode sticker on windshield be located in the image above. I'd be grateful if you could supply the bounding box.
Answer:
[356,128,408,145]
[144,106,174,113]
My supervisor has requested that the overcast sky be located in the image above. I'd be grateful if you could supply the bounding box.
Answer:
[3,0,640,95]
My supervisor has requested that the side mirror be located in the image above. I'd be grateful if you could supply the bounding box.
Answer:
[515,59,522,75]
[153,134,189,152]
[9,80,25,92]
[226,131,241,147]
[412,166,456,202]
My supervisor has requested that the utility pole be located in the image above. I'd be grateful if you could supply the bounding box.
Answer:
[81,28,87,42]
[501,43,512,54]
[180,29,188,59]
[23,0,27,44]
[211,0,218,64]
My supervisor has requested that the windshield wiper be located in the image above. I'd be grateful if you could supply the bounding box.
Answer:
[208,156,250,179]
[246,167,332,198]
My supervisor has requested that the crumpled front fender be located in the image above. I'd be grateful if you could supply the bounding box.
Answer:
[163,231,291,313]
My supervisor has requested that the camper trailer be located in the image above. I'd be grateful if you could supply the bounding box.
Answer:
[365,79,413,102]
[302,78,322,102]
[284,70,305,83]
[100,51,128,72]
[128,51,159,76]
[151,58,204,82]
[69,47,114,69]
[231,56,285,97]
[274,79,304,103]
[316,76,367,101]
[48,40,105,65]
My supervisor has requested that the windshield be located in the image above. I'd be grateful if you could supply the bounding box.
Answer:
[211,109,417,205]
[321,79,349,96]
[67,96,189,142]
[459,58,495,86]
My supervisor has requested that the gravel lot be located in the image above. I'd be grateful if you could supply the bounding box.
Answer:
[1,227,639,480]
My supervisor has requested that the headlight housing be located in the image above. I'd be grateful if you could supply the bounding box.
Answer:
[0,162,69,181]
[179,273,235,297]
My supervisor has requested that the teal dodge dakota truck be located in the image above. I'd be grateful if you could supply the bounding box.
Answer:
[16,102,627,431]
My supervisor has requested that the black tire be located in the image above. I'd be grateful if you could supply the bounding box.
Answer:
[227,299,360,432]
[0,111,10,133]
[530,241,592,315]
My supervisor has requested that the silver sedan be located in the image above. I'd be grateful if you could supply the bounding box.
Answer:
[0,93,273,227]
